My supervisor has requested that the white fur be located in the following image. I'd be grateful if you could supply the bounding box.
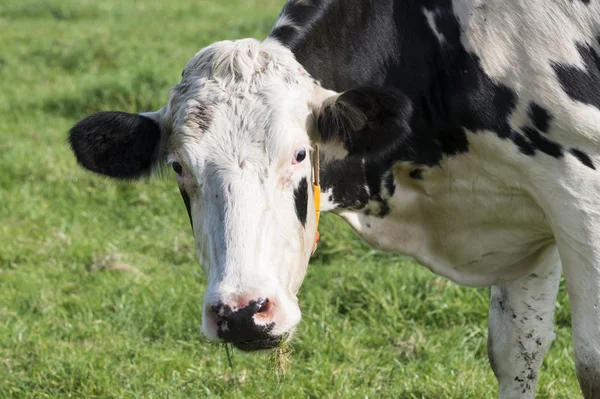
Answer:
[422,8,447,43]
[162,39,320,341]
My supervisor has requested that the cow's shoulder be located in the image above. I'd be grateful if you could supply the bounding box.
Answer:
[334,146,551,287]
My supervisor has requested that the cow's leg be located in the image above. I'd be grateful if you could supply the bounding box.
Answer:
[488,245,561,399]
[555,233,600,398]
[534,184,600,398]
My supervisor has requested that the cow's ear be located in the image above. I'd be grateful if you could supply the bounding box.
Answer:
[68,110,166,179]
[315,86,412,157]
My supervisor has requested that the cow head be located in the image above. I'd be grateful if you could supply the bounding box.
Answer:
[69,38,408,351]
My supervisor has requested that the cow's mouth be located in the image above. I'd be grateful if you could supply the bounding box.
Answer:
[232,336,284,352]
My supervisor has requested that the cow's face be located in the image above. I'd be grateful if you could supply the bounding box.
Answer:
[69,39,336,351]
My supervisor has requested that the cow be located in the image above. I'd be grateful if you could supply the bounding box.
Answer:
[67,0,600,397]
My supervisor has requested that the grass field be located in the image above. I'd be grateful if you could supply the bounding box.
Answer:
[0,0,581,397]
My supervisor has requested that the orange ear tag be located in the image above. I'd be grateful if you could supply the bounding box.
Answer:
[312,183,321,256]
[311,145,321,257]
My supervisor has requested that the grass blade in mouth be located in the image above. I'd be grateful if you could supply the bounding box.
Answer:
[225,343,234,368]
[269,340,292,375]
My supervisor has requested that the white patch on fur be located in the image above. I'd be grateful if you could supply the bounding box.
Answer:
[422,8,446,43]
[272,14,299,32]
[318,141,348,162]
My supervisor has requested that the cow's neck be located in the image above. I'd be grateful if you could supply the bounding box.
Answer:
[268,0,515,218]
[269,0,402,92]
[268,0,465,214]
[270,0,454,96]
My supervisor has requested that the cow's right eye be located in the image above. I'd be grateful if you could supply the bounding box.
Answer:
[293,148,307,165]
[172,162,183,176]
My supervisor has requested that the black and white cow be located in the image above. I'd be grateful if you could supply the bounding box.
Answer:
[68,0,600,397]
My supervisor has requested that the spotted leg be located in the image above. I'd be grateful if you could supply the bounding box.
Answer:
[533,180,600,399]
[554,231,600,398]
[488,245,561,399]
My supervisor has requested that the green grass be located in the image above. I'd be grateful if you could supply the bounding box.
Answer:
[0,0,579,397]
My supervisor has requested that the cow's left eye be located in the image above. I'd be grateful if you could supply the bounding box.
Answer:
[293,148,307,165]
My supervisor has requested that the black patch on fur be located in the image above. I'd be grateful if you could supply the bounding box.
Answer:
[570,148,596,169]
[410,168,424,180]
[518,102,563,159]
[68,111,162,179]
[553,42,600,110]
[384,171,396,196]
[528,103,552,133]
[522,126,563,158]
[318,86,414,156]
[366,163,393,217]
[512,133,536,156]
[276,0,398,90]
[294,177,309,226]
[179,187,193,229]
[319,155,369,210]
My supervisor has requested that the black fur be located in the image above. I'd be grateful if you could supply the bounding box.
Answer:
[294,177,309,226]
[384,170,396,195]
[553,42,600,111]
[317,87,413,156]
[319,156,370,210]
[570,148,596,170]
[281,0,397,91]
[529,103,552,133]
[68,111,162,179]
[521,126,563,159]
[521,103,563,159]
[212,299,278,351]
[179,187,193,229]
[410,169,424,180]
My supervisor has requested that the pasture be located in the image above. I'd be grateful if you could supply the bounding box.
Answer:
[0,0,580,397]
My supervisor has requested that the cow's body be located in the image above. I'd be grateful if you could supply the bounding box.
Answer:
[269,0,600,396]
[68,0,600,397]
[270,0,598,283]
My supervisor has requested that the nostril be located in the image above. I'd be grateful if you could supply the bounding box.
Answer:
[255,298,274,320]
[210,297,274,325]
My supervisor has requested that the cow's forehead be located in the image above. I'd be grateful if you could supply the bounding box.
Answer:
[178,38,309,92]
[166,39,315,170]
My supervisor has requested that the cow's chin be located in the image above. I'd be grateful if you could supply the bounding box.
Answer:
[232,336,284,352]
[232,331,292,352]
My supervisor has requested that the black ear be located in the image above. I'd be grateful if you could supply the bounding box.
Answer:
[317,86,413,156]
[68,111,163,179]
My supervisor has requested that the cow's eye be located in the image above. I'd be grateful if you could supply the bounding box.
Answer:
[293,148,307,165]
[172,162,183,176]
